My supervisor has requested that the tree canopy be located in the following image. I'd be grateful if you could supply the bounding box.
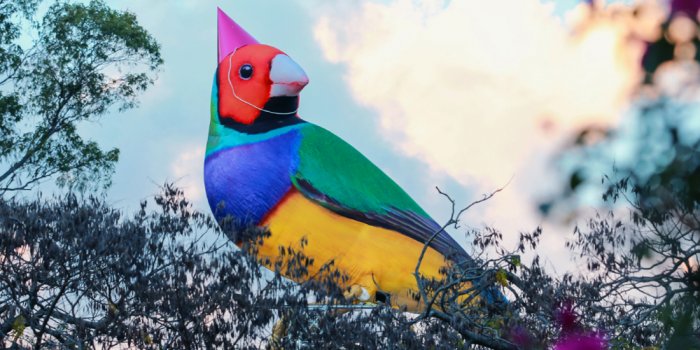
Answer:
[0,0,161,195]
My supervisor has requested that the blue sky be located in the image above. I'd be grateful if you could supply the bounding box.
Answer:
[79,0,642,260]
[89,0,472,217]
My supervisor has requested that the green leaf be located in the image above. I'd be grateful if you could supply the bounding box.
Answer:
[495,269,508,287]
[11,315,26,340]
[510,255,521,268]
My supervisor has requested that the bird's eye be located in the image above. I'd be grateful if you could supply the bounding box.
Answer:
[239,64,253,80]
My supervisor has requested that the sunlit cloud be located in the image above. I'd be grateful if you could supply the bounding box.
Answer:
[314,0,652,236]
[170,145,206,207]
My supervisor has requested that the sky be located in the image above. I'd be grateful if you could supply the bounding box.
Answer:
[81,0,659,270]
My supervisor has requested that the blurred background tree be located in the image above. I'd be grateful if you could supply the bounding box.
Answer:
[542,0,700,347]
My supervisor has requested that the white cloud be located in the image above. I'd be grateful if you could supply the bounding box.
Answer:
[313,0,646,240]
[170,145,206,207]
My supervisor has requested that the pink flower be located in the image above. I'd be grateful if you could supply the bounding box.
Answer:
[555,302,578,334]
[507,325,534,348]
[671,0,700,17]
[553,333,608,350]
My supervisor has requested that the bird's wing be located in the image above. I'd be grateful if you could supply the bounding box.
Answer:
[291,124,468,261]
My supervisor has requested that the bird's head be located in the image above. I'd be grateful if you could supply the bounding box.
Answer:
[217,45,308,125]
[215,9,308,129]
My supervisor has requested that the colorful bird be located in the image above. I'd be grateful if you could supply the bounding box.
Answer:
[205,8,500,311]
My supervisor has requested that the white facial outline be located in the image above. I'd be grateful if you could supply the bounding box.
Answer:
[227,49,299,116]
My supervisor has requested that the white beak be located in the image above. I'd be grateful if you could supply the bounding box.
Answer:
[269,54,309,97]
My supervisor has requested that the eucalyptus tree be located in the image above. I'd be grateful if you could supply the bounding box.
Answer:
[0,0,162,194]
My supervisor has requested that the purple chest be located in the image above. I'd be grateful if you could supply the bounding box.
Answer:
[204,131,300,229]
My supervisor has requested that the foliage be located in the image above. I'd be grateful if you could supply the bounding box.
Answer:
[0,0,162,194]
[0,185,471,349]
[571,177,699,348]
[3,182,695,349]
[0,186,287,348]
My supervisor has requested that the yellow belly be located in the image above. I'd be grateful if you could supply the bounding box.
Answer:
[259,190,448,312]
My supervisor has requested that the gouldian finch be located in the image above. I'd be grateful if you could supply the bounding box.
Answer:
[205,9,501,311]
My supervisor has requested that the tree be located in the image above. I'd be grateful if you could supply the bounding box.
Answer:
[5,183,692,349]
[0,185,277,349]
[0,185,469,349]
[0,0,161,195]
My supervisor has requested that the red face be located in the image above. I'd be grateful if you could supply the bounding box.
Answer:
[217,44,309,125]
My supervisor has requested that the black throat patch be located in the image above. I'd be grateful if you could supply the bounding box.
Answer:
[220,96,305,134]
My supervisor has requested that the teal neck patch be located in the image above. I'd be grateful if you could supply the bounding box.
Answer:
[207,74,305,156]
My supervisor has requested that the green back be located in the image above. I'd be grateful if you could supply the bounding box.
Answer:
[293,124,430,219]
